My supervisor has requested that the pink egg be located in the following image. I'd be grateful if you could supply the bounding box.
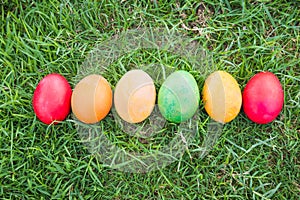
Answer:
[33,73,72,124]
[243,72,284,124]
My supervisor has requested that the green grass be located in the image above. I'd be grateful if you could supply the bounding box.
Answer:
[1,0,299,199]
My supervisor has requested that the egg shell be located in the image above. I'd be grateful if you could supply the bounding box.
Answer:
[202,71,242,123]
[71,74,112,124]
[242,71,284,124]
[33,73,72,125]
[158,70,200,123]
[114,70,156,123]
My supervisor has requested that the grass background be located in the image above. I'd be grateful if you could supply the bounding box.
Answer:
[1,0,299,199]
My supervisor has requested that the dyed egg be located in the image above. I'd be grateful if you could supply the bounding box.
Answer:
[71,74,112,124]
[33,73,72,125]
[158,70,200,123]
[202,71,242,123]
[243,72,284,124]
[114,70,156,123]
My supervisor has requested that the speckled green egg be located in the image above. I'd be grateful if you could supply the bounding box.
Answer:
[158,70,200,123]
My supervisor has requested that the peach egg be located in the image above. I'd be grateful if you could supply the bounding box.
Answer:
[114,70,156,123]
[71,74,112,124]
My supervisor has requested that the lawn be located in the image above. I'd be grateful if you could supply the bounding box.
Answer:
[0,0,299,199]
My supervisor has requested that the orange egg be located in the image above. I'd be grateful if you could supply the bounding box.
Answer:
[71,74,112,124]
[114,70,156,123]
[202,71,242,123]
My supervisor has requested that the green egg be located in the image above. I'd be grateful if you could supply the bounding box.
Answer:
[158,70,200,123]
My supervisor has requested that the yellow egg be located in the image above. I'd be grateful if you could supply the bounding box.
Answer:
[71,74,112,124]
[114,70,156,123]
[202,71,242,123]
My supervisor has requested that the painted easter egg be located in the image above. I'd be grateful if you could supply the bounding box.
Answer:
[243,71,284,124]
[33,73,72,125]
[158,70,200,123]
[114,69,156,123]
[71,74,112,124]
[202,71,242,123]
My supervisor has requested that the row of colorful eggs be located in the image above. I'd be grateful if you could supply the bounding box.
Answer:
[33,70,284,125]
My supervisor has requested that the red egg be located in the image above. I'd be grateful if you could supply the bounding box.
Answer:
[242,72,284,124]
[33,73,72,124]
